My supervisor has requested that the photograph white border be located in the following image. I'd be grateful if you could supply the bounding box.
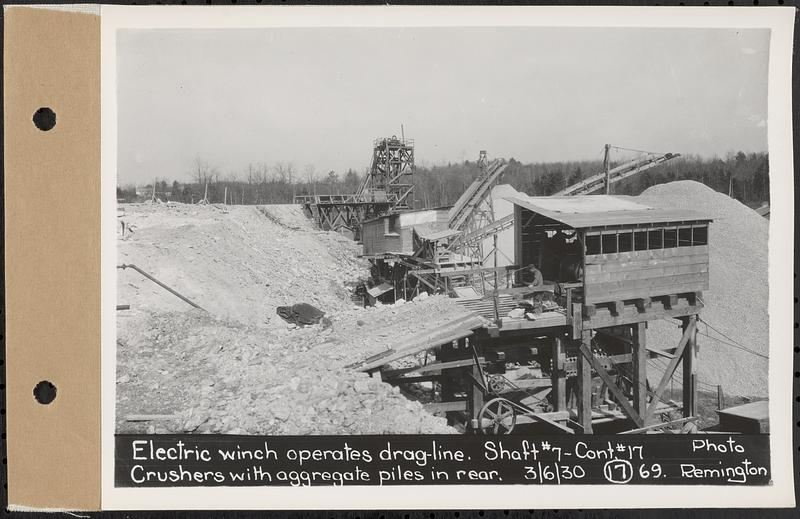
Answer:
[100,5,796,510]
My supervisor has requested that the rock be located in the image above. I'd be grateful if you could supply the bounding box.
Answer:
[272,404,291,421]
[353,380,370,393]
[394,298,406,306]
[507,308,525,319]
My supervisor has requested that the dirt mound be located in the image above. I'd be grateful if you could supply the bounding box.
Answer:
[117,295,468,435]
[116,202,466,434]
[117,203,366,330]
[637,181,769,397]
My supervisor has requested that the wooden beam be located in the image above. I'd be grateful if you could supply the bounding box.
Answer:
[643,317,696,423]
[682,315,697,418]
[551,336,567,412]
[525,411,575,434]
[596,328,633,345]
[470,363,485,423]
[577,331,593,434]
[381,357,483,381]
[493,285,556,296]
[631,322,647,421]
[411,265,512,277]
[385,375,441,384]
[619,416,698,434]
[581,297,704,330]
[424,401,467,413]
[580,344,644,428]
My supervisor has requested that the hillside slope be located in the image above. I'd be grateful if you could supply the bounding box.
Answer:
[116,202,467,434]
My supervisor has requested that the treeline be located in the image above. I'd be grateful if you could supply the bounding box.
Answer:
[415,151,769,208]
[117,151,769,209]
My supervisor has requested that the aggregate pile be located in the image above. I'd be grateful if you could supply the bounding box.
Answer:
[117,203,365,331]
[638,181,769,398]
[116,202,465,434]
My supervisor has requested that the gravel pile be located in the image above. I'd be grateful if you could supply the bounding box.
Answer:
[117,202,367,331]
[117,296,467,435]
[116,202,467,434]
[637,181,769,397]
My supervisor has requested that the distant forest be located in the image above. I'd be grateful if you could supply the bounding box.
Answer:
[118,151,769,209]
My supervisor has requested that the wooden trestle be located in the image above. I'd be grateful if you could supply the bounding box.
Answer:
[354,288,702,435]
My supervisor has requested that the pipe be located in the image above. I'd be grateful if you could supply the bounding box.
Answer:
[117,263,206,311]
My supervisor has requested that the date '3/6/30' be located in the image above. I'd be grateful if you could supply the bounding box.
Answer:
[523,461,663,484]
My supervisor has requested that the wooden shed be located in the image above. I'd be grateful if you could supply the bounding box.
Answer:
[507,195,712,308]
[716,400,769,434]
[361,207,450,257]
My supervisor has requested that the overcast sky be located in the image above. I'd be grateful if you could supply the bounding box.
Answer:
[117,27,769,185]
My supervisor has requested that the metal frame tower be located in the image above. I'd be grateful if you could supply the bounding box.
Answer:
[358,135,415,211]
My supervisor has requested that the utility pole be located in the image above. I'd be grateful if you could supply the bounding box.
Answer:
[603,144,611,195]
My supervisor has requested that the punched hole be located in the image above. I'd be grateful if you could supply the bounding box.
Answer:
[33,380,57,405]
[32,107,56,131]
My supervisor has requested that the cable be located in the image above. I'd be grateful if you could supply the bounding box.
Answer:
[609,145,665,156]
[666,316,769,361]
[648,352,725,391]
[695,330,768,359]
[699,317,769,360]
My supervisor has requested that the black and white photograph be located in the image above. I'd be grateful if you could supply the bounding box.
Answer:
[104,5,794,508]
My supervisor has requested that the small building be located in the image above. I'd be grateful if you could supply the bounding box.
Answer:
[135,185,153,197]
[716,400,769,434]
[507,195,712,307]
[361,207,450,257]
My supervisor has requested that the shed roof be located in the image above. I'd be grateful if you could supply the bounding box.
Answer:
[361,205,451,225]
[506,195,712,229]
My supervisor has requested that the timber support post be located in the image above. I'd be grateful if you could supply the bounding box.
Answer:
[577,330,593,434]
[632,322,647,422]
[682,315,698,418]
[551,336,567,412]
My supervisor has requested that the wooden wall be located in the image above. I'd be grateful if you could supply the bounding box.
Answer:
[583,245,709,304]
[362,209,448,256]
[362,218,403,256]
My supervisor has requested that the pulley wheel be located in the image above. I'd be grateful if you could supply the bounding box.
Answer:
[478,397,517,435]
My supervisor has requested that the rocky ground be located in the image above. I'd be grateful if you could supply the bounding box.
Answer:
[116,202,464,434]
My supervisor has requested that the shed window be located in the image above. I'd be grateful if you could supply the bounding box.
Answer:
[601,232,617,253]
[692,225,708,245]
[386,216,399,234]
[648,228,663,249]
[634,230,648,251]
[663,228,678,248]
[678,227,692,247]
[618,231,633,252]
[585,234,601,255]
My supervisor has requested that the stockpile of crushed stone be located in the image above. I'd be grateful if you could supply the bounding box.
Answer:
[637,181,769,397]
[117,295,469,435]
[117,202,367,330]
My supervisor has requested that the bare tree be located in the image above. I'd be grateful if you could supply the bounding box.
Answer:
[304,163,317,196]
[273,162,288,183]
[191,156,213,185]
